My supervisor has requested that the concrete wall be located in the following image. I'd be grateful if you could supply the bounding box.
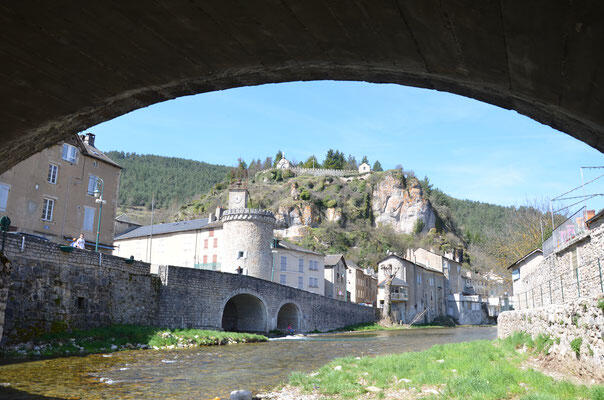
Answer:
[447,294,489,325]
[0,234,374,343]
[514,218,604,310]
[498,295,603,369]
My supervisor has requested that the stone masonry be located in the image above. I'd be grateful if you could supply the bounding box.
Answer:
[498,295,604,369]
[514,215,604,310]
[0,234,374,343]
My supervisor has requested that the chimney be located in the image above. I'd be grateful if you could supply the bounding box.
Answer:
[208,212,215,223]
[83,133,96,147]
[215,207,224,220]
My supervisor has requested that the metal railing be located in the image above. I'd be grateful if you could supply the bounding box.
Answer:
[515,257,603,310]
[543,207,587,256]
[391,292,408,301]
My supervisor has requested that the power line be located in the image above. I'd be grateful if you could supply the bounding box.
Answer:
[551,173,604,200]
[552,194,601,214]
[555,193,604,202]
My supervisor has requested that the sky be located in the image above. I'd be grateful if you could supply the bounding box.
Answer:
[89,81,604,210]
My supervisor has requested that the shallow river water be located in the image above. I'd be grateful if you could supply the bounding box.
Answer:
[0,326,496,399]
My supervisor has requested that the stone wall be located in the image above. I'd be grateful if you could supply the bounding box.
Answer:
[157,265,375,332]
[1,234,159,344]
[515,217,603,310]
[498,295,603,368]
[0,234,375,343]
[290,167,359,177]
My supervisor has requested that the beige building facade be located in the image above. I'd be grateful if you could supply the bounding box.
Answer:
[272,239,325,296]
[346,262,377,305]
[324,254,347,301]
[377,254,446,323]
[0,133,120,251]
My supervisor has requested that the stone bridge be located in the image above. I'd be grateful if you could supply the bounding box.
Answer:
[1,1,603,175]
[0,235,374,343]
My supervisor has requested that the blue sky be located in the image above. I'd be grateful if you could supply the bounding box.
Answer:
[90,81,603,210]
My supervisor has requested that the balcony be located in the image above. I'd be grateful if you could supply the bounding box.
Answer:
[391,292,408,301]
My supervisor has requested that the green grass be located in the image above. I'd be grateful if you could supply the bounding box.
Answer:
[1,325,267,359]
[289,333,603,399]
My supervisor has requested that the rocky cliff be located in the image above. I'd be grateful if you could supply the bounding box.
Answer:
[372,174,436,234]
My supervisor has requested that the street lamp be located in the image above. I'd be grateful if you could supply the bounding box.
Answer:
[93,177,106,252]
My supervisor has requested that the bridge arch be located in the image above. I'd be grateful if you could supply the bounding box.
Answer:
[276,302,302,332]
[1,2,603,174]
[220,291,268,333]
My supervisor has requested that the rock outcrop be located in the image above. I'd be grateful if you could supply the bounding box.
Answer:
[372,174,435,234]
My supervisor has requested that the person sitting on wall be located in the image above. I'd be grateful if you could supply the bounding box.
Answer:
[75,233,86,249]
[236,266,243,275]
[287,324,294,335]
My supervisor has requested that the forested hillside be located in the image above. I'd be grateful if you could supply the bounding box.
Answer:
[105,151,230,209]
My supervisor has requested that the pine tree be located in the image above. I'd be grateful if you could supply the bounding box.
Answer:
[273,150,283,167]
[361,155,369,164]
[373,160,383,171]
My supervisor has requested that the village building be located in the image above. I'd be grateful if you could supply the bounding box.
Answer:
[510,209,604,309]
[358,162,371,174]
[0,133,121,252]
[346,262,377,305]
[114,187,326,295]
[275,157,292,170]
[114,213,142,237]
[272,239,325,296]
[324,254,348,301]
[377,254,446,323]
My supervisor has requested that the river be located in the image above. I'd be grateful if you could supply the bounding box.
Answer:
[0,326,496,399]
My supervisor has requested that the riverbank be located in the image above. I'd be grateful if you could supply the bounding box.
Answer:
[333,317,458,333]
[0,325,267,360]
[260,333,603,399]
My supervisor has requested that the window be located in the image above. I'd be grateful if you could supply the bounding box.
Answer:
[82,206,95,232]
[280,274,286,285]
[298,276,303,289]
[280,256,287,271]
[308,277,318,288]
[213,238,218,248]
[212,254,217,263]
[47,164,58,184]
[209,228,214,237]
[429,277,434,286]
[417,273,422,284]
[299,258,304,272]
[62,143,78,163]
[41,198,54,221]
[0,183,9,212]
[203,255,207,263]
[204,239,208,249]
[87,175,99,195]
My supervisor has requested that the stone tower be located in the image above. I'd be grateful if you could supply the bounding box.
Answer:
[220,186,276,280]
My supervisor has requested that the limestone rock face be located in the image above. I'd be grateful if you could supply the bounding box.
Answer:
[326,207,342,223]
[372,174,435,234]
[275,202,320,229]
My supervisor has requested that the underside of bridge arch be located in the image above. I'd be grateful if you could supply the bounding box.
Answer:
[1,1,603,173]
[221,293,267,333]
[276,303,301,332]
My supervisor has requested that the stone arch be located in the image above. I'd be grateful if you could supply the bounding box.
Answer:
[276,302,302,332]
[219,290,268,333]
[1,2,604,174]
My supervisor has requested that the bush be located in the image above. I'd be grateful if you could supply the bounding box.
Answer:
[598,299,604,313]
[300,190,311,201]
[325,198,337,208]
[413,219,425,235]
[534,334,554,354]
[570,337,582,358]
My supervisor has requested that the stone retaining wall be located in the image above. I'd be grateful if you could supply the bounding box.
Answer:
[0,234,375,343]
[515,217,603,310]
[498,295,604,368]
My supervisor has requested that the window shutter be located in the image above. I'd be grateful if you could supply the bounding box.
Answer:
[0,184,9,211]
[83,206,95,231]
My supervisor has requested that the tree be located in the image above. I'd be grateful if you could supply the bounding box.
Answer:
[323,149,345,169]
[380,263,400,324]
[373,160,383,171]
[273,150,283,167]
[302,155,319,169]
[361,155,369,165]
[263,157,273,170]
[346,154,358,170]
